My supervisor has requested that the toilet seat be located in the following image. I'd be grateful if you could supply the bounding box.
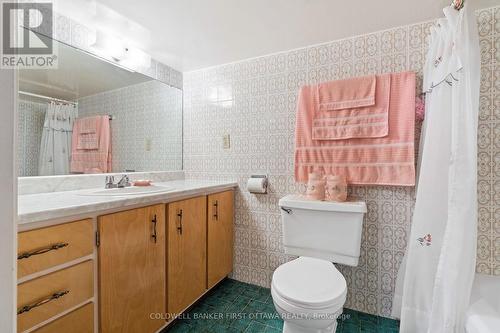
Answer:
[271,257,347,310]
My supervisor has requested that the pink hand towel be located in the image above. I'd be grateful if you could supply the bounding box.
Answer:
[75,116,101,150]
[318,75,376,110]
[313,74,391,140]
[295,71,416,186]
[71,115,112,173]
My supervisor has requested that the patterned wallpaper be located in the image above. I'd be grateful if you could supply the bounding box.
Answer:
[17,100,47,177]
[476,7,500,278]
[78,80,183,173]
[183,6,500,318]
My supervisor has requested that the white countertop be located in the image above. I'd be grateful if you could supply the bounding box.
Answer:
[18,180,238,226]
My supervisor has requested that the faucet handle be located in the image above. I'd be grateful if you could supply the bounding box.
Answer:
[117,174,131,188]
[105,176,115,188]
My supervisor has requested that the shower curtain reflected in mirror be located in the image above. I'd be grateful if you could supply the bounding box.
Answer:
[38,103,77,176]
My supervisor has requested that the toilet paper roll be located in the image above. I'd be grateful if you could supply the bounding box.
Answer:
[247,177,267,194]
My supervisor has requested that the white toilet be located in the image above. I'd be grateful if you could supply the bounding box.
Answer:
[272,195,367,333]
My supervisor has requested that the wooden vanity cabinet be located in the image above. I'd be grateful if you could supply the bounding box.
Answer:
[98,204,166,333]
[167,196,207,317]
[207,190,234,288]
[18,189,234,333]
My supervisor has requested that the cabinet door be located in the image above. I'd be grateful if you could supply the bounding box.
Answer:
[98,205,165,333]
[207,191,234,288]
[167,196,207,316]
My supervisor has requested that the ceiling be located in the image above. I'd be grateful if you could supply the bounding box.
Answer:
[19,40,152,102]
[95,0,498,72]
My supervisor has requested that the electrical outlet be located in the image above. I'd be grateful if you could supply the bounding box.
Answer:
[223,134,230,149]
[145,138,152,151]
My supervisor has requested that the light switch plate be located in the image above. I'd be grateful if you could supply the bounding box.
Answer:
[223,134,230,149]
[145,138,152,151]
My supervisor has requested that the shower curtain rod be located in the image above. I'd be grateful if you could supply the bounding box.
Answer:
[18,91,77,105]
[18,91,113,120]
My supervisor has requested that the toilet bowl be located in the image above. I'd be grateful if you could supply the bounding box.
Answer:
[271,257,347,333]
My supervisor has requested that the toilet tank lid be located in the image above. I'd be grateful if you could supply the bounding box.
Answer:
[279,195,367,213]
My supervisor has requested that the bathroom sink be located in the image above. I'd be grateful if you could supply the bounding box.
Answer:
[80,185,174,196]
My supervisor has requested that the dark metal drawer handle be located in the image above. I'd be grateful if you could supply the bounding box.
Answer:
[151,215,158,243]
[213,200,219,220]
[17,290,69,315]
[18,242,69,260]
[177,209,183,235]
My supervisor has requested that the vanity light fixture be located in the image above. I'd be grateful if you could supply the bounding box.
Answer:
[91,30,127,61]
[90,30,151,72]
[120,47,152,71]
[84,47,135,73]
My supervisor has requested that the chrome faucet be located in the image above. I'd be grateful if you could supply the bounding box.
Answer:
[105,176,115,189]
[104,174,131,189]
[117,175,131,188]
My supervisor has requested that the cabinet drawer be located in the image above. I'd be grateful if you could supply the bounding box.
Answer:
[18,220,93,278]
[18,260,94,332]
[32,303,94,333]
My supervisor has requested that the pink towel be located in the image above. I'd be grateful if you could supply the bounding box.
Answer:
[71,115,112,173]
[75,116,101,149]
[295,71,416,186]
[313,74,391,140]
[318,74,376,110]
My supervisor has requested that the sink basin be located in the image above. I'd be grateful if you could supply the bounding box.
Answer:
[80,185,174,196]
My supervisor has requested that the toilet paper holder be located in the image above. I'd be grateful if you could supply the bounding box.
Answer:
[247,175,268,194]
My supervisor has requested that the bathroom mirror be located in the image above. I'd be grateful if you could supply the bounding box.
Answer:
[17,39,182,177]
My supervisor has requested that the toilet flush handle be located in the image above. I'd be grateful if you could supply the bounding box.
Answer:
[280,207,292,214]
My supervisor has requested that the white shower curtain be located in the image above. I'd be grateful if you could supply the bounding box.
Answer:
[38,103,77,176]
[392,4,480,333]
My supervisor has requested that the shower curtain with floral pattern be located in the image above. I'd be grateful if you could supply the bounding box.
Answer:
[392,4,480,332]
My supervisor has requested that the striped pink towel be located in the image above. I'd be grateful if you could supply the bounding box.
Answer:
[75,116,101,150]
[313,74,391,140]
[71,115,112,173]
[318,74,376,110]
[295,71,416,186]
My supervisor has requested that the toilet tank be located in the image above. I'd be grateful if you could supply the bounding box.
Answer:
[279,195,367,266]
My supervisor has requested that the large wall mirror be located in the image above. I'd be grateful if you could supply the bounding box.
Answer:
[17,39,182,177]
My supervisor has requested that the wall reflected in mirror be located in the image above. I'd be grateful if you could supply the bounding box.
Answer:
[17,39,182,177]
